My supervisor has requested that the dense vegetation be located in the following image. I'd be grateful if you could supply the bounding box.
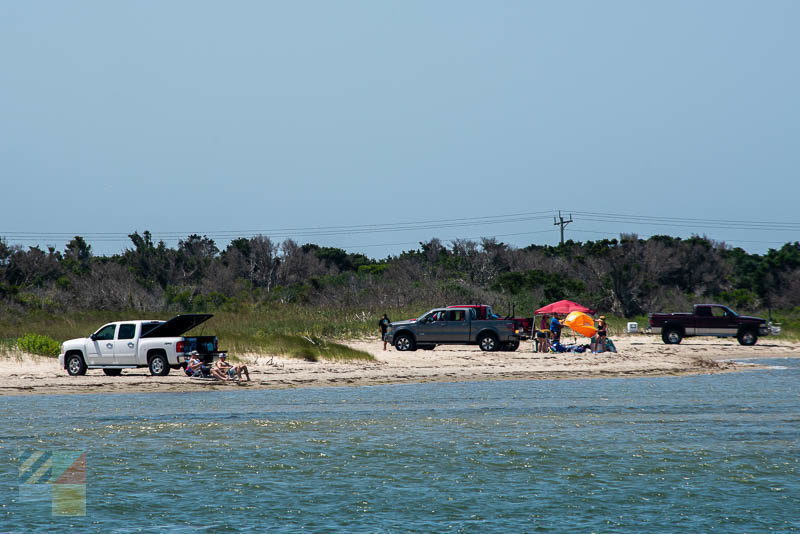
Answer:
[1,232,799,344]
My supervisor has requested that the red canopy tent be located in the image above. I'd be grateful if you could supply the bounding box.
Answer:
[535,300,594,315]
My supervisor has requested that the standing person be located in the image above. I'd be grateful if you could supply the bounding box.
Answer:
[379,313,392,350]
[536,315,549,353]
[535,325,549,353]
[549,314,562,343]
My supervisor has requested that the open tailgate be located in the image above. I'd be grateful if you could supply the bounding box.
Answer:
[141,314,213,338]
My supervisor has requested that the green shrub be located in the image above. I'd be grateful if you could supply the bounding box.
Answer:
[17,333,61,357]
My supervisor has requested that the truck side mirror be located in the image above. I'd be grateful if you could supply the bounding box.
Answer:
[90,333,98,341]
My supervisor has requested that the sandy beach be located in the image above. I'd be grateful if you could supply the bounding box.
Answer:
[1,335,798,396]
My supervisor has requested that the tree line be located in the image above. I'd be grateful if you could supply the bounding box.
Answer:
[1,231,798,318]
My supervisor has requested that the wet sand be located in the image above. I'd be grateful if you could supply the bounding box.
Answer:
[1,336,797,396]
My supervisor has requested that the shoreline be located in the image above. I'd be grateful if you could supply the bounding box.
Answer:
[2,336,798,397]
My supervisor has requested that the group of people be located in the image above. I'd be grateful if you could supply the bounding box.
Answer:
[379,311,611,354]
[535,314,609,353]
[184,351,250,381]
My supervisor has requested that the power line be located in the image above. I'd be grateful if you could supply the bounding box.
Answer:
[572,210,800,226]
[569,210,800,231]
[2,209,798,253]
[0,210,557,240]
[569,228,794,246]
[5,208,797,241]
[337,229,557,249]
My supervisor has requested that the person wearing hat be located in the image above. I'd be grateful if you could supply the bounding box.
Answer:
[212,352,251,381]
[184,351,205,377]
[593,316,608,353]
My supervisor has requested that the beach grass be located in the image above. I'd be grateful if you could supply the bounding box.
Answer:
[0,304,430,342]
[0,305,428,362]
[765,308,800,340]
[0,338,16,358]
[226,333,374,362]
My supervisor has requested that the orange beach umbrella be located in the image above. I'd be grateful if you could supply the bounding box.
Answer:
[562,311,597,338]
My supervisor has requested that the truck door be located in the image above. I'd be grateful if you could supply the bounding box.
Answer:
[417,310,447,342]
[703,306,722,336]
[443,309,471,342]
[708,306,738,337]
[87,324,117,365]
[693,305,717,336]
[114,323,138,364]
[691,306,717,336]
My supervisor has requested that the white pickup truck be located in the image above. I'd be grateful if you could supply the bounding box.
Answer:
[58,314,219,376]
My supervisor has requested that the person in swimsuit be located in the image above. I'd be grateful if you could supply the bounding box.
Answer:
[593,316,608,353]
[212,352,250,381]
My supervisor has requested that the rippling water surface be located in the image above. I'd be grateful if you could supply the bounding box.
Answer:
[1,359,798,532]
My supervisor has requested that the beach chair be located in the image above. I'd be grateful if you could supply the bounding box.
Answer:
[185,362,213,379]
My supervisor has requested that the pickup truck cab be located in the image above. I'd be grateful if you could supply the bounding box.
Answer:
[384,307,521,352]
[649,304,770,346]
[58,314,218,376]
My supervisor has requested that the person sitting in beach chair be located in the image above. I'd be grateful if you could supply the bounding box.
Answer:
[591,316,608,353]
[184,351,210,378]
[212,352,251,382]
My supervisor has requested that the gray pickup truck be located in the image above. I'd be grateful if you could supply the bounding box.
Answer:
[384,307,522,352]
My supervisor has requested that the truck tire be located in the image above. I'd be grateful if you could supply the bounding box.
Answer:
[103,368,122,376]
[394,334,416,352]
[148,353,171,376]
[662,328,683,345]
[501,341,520,351]
[737,330,758,346]
[66,353,87,376]
[478,333,499,352]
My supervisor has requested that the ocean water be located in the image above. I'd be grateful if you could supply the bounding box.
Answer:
[1,359,798,533]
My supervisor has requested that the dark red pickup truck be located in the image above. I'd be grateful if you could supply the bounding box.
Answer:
[649,304,771,346]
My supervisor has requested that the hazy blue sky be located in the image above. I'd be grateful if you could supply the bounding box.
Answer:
[2,1,798,257]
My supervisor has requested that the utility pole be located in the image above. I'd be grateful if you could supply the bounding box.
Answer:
[553,210,573,245]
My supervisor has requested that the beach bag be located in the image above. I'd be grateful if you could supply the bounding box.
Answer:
[604,339,617,353]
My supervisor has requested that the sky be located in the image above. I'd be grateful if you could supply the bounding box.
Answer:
[1,0,798,258]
